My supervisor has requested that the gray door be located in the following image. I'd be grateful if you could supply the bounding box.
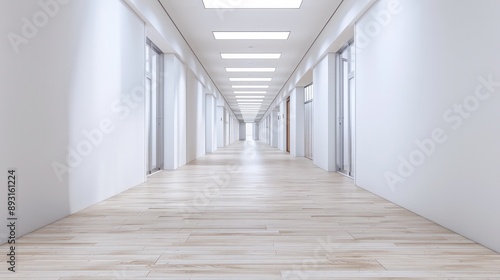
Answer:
[337,42,355,177]
[146,40,163,174]
[304,84,314,160]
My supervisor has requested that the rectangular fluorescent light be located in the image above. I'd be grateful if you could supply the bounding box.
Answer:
[234,91,267,94]
[238,103,262,105]
[226,68,276,72]
[237,100,263,102]
[232,85,269,89]
[230,78,272,82]
[214,32,290,40]
[235,96,265,98]
[203,0,302,9]
[222,53,281,59]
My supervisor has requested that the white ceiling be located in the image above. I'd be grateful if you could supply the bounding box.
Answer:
[158,0,343,122]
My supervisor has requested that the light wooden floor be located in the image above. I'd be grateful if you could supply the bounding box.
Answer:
[2,140,500,279]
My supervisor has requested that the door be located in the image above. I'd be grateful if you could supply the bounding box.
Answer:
[337,42,355,177]
[146,40,163,175]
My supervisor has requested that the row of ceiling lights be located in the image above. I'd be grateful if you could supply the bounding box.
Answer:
[203,0,303,120]
[218,36,285,118]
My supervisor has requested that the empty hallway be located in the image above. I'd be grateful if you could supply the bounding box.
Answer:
[2,141,500,279]
[3,0,500,278]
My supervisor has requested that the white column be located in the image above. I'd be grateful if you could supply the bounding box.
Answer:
[291,87,305,157]
[239,122,246,140]
[272,109,279,148]
[253,123,260,140]
[278,101,286,151]
[164,54,187,170]
[216,106,224,148]
[313,53,336,171]
[205,94,216,153]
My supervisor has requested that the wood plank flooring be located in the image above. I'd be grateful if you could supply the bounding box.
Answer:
[2,140,500,279]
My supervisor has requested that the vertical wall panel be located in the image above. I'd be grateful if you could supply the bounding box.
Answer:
[0,0,145,242]
[356,0,500,252]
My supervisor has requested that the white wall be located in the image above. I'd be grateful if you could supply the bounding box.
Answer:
[0,0,145,242]
[232,116,239,143]
[186,70,206,163]
[205,94,217,153]
[271,110,278,148]
[216,106,225,148]
[239,123,246,141]
[313,54,337,171]
[253,123,259,140]
[125,0,217,95]
[259,0,375,119]
[224,110,230,145]
[262,117,266,144]
[356,0,500,253]
[290,88,305,157]
[127,0,233,163]
[278,101,286,151]
[164,54,187,169]
[267,116,271,144]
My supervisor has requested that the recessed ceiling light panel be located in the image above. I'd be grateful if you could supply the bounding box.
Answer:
[234,91,267,94]
[222,53,281,59]
[226,68,276,72]
[203,0,302,9]
[237,100,263,102]
[214,32,290,40]
[230,78,272,82]
[235,96,265,98]
[232,85,270,89]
